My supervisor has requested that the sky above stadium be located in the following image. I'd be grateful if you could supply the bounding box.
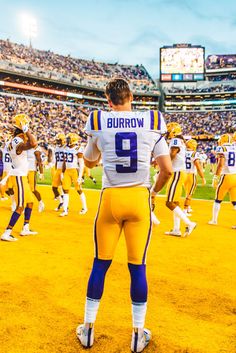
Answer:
[0,0,236,78]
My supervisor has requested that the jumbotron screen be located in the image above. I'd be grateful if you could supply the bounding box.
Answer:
[160,44,205,82]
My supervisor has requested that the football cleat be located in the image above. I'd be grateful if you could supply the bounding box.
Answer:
[1,229,18,242]
[38,200,45,213]
[79,208,88,215]
[131,328,151,353]
[60,210,68,217]
[208,220,217,226]
[92,178,97,184]
[20,224,38,236]
[165,229,181,237]
[0,196,8,201]
[76,324,94,348]
[183,222,197,237]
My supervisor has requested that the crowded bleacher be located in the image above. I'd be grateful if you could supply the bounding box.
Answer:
[0,39,156,93]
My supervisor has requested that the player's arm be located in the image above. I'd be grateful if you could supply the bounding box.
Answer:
[170,146,180,160]
[62,152,66,173]
[48,148,53,163]
[83,136,101,169]
[16,131,37,155]
[35,151,43,174]
[194,159,206,185]
[77,152,84,182]
[212,153,225,187]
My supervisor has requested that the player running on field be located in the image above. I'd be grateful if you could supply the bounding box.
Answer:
[76,78,172,353]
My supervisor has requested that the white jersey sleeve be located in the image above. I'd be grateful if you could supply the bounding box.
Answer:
[152,136,169,158]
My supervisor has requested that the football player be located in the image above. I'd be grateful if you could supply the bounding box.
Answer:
[1,114,38,241]
[165,122,196,237]
[208,134,236,225]
[76,78,172,353]
[184,139,206,215]
[52,133,65,211]
[27,146,45,212]
[60,133,87,216]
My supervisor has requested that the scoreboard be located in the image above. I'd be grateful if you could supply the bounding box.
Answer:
[160,44,205,82]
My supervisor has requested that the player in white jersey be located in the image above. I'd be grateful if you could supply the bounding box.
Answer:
[27,146,45,212]
[52,134,66,211]
[199,152,208,171]
[165,123,197,237]
[60,133,87,216]
[184,139,206,215]
[1,114,38,241]
[76,78,172,353]
[209,134,236,225]
[0,138,15,209]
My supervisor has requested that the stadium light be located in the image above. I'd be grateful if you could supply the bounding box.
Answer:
[21,13,38,47]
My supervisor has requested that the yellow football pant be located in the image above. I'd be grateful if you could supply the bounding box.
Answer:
[27,171,37,192]
[11,176,34,207]
[62,169,82,192]
[184,173,197,197]
[94,187,152,265]
[52,169,62,188]
[216,174,236,201]
[166,171,186,202]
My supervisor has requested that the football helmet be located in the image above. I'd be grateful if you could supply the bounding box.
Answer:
[66,133,79,147]
[56,133,66,146]
[218,134,232,146]
[186,139,197,151]
[12,114,30,130]
[166,122,182,138]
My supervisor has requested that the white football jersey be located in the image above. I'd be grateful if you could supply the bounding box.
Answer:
[169,138,186,172]
[27,146,41,171]
[1,145,12,172]
[64,146,79,169]
[185,150,200,174]
[7,136,29,176]
[55,146,65,169]
[85,110,168,188]
[216,144,236,174]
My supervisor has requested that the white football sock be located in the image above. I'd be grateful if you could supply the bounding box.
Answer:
[212,202,221,222]
[84,297,100,323]
[173,213,181,231]
[80,192,87,209]
[173,206,191,225]
[63,194,69,211]
[132,302,147,328]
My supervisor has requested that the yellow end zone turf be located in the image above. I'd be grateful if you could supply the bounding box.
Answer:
[0,186,236,353]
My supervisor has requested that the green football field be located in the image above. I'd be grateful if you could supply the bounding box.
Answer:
[38,164,229,201]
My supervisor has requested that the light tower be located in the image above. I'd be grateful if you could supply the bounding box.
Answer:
[21,13,38,47]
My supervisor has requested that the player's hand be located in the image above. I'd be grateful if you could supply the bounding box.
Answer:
[77,177,83,185]
[150,190,157,211]
[202,177,206,186]
[39,173,44,181]
[21,122,29,133]
[212,175,219,188]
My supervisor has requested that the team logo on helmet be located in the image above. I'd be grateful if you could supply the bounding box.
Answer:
[218,134,232,146]
[166,122,182,139]
[55,133,66,146]
[66,133,79,147]
[12,114,30,130]
[186,139,197,151]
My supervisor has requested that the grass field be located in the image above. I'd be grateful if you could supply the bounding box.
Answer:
[0,185,235,353]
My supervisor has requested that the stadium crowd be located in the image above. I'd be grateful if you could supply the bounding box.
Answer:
[164,83,236,94]
[0,39,156,93]
[0,94,235,150]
